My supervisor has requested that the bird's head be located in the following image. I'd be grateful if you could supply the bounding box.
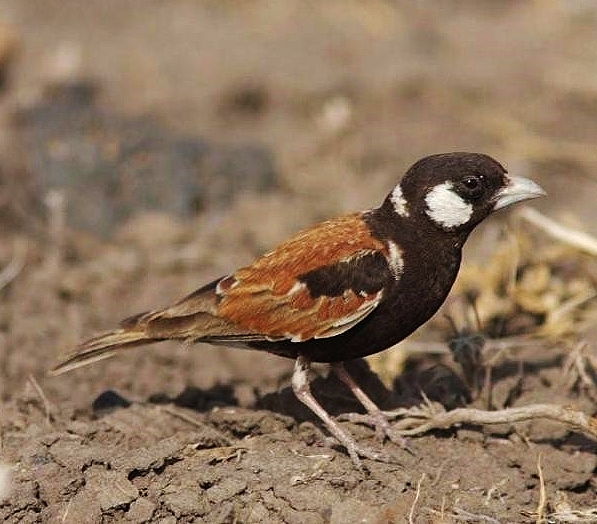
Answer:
[385,152,545,236]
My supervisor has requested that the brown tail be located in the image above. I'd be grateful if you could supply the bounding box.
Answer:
[49,326,162,375]
[50,280,222,375]
[49,277,270,375]
[49,304,204,375]
[51,302,265,377]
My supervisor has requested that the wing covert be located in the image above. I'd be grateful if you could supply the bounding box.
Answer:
[215,213,395,342]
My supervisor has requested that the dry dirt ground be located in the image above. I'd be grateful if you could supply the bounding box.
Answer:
[2,1,597,522]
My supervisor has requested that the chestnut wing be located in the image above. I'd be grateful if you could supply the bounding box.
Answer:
[215,214,394,342]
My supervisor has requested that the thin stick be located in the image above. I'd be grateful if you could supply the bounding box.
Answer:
[535,453,546,524]
[409,473,425,524]
[161,405,233,444]
[0,242,26,291]
[160,406,232,445]
[427,507,501,523]
[60,498,72,523]
[161,405,208,428]
[452,507,500,523]
[380,403,597,441]
[519,207,597,256]
[27,374,53,425]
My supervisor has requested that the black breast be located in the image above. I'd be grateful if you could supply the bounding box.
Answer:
[249,209,464,363]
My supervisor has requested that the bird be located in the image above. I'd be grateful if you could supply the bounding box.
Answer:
[50,152,545,468]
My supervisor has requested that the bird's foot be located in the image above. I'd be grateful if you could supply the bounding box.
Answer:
[330,362,410,450]
[338,410,410,451]
[293,356,397,470]
[318,419,398,470]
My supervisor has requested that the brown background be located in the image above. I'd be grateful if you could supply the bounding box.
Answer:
[1,1,597,522]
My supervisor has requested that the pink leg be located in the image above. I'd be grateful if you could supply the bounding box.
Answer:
[331,362,408,448]
[291,356,389,469]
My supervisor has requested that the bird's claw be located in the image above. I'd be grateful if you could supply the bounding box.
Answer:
[337,411,411,451]
[324,434,395,471]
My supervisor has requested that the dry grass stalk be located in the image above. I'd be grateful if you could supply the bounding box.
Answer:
[519,207,597,257]
[27,373,54,425]
[427,506,500,523]
[560,341,597,402]
[535,453,546,524]
[0,240,26,291]
[408,472,425,524]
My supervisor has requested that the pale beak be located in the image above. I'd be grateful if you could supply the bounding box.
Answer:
[493,175,546,211]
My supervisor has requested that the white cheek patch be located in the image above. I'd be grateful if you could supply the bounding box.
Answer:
[425,182,473,229]
[390,185,409,217]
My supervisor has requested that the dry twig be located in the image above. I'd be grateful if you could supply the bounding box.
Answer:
[518,207,597,256]
[549,494,597,523]
[452,507,501,523]
[60,498,72,523]
[363,401,597,441]
[561,341,597,397]
[161,404,210,428]
[27,374,53,425]
[160,405,233,445]
[523,490,597,523]
[0,241,26,291]
[427,506,500,523]
[408,473,425,524]
[535,453,546,524]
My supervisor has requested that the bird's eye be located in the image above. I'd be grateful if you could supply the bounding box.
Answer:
[460,175,483,199]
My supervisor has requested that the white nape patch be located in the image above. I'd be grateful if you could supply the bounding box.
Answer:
[386,240,404,280]
[390,185,409,217]
[425,182,473,229]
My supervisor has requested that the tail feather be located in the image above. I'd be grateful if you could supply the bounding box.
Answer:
[51,309,262,376]
[50,281,266,376]
[49,329,159,375]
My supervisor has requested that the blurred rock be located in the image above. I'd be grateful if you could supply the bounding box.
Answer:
[218,81,269,116]
[11,81,278,237]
